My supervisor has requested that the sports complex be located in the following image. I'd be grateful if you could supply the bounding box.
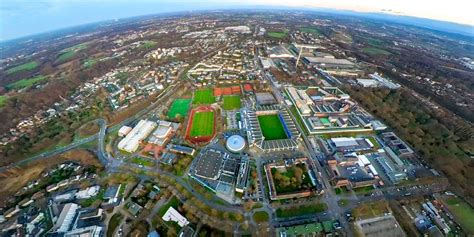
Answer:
[185,106,216,144]
[193,88,215,105]
[243,105,300,152]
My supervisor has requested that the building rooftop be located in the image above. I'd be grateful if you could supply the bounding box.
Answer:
[162,207,189,227]
[193,150,224,180]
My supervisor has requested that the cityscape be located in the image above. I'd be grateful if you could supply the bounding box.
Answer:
[0,6,473,237]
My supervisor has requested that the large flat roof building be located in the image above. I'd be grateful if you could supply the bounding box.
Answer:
[52,203,80,233]
[162,207,189,227]
[304,57,355,68]
[118,120,157,153]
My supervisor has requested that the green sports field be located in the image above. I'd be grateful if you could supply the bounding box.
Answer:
[167,98,191,119]
[193,88,215,105]
[258,114,287,140]
[6,61,39,75]
[222,95,241,110]
[445,197,474,234]
[190,111,214,137]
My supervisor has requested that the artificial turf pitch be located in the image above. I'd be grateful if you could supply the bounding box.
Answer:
[167,98,191,119]
[222,95,241,110]
[190,111,214,137]
[193,88,215,105]
[257,114,288,140]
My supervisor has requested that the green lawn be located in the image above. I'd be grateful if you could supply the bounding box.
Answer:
[83,58,97,68]
[253,211,269,223]
[258,114,287,140]
[278,223,323,235]
[334,187,348,195]
[158,196,180,217]
[168,98,191,119]
[130,157,154,167]
[222,95,241,110]
[0,96,8,107]
[56,51,77,62]
[6,61,39,74]
[267,31,287,38]
[276,203,327,218]
[367,137,381,150]
[338,199,349,207]
[299,27,322,36]
[353,185,375,194]
[193,88,215,105]
[139,41,157,49]
[56,43,89,63]
[61,42,89,53]
[6,75,48,90]
[190,111,214,137]
[322,220,335,233]
[445,197,474,234]
[362,47,391,56]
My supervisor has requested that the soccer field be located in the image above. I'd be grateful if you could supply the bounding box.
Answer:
[222,95,241,110]
[168,98,191,119]
[193,88,215,105]
[190,111,214,137]
[258,114,288,140]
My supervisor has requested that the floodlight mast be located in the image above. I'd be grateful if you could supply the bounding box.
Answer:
[294,43,320,69]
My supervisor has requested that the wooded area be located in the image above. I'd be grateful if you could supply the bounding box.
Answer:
[344,86,474,203]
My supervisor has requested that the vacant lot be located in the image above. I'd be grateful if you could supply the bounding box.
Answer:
[168,98,191,119]
[352,201,390,219]
[6,75,47,90]
[362,47,391,56]
[258,114,287,140]
[222,95,241,110]
[6,61,39,74]
[190,111,214,137]
[193,88,215,105]
[444,197,474,234]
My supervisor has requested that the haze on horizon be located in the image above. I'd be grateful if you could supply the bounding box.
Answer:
[1,0,473,41]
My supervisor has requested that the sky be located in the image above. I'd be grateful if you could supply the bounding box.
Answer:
[1,0,473,41]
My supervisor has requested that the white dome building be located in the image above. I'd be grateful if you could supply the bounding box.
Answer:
[226,135,246,153]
